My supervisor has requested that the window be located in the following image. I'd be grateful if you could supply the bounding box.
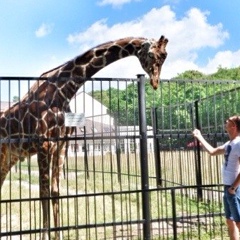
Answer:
[94,144,100,151]
[71,144,79,152]
[82,144,89,152]
[130,139,136,153]
[92,127,98,133]
[120,139,125,153]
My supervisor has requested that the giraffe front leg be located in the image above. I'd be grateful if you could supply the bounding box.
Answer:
[51,145,65,240]
[41,199,50,240]
[51,178,62,240]
[38,152,51,240]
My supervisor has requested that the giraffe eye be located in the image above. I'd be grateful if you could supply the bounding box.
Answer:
[148,52,154,58]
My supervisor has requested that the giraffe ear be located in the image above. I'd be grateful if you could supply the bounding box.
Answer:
[158,35,168,48]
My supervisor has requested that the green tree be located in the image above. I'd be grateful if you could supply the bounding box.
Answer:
[89,67,240,128]
[209,66,240,80]
[12,96,19,102]
[174,70,206,80]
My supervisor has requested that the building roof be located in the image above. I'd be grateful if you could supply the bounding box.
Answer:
[74,118,115,137]
[0,101,14,113]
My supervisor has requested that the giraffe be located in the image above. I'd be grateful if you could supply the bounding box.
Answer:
[0,36,168,239]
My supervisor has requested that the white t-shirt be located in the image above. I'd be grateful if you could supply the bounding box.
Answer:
[222,136,240,185]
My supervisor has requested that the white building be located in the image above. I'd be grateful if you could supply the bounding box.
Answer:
[117,126,154,154]
[0,101,13,114]
[68,91,115,156]
[69,91,114,125]
[0,93,154,157]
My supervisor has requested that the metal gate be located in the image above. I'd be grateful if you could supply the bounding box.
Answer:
[0,76,239,239]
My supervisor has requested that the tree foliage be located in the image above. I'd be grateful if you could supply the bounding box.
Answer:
[89,67,240,128]
[12,96,19,102]
[173,66,240,80]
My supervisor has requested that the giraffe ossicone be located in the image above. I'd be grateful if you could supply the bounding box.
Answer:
[0,36,168,240]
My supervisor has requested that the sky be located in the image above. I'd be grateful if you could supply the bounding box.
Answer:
[0,0,240,99]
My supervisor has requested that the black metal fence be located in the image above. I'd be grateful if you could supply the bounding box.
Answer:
[0,76,239,239]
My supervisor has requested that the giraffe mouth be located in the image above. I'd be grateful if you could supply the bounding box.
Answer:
[149,64,161,90]
[150,76,159,90]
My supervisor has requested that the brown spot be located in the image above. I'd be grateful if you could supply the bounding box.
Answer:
[75,51,93,65]
[72,66,84,76]
[95,48,107,57]
[62,61,74,71]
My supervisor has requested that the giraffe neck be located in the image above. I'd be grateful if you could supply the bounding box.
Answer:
[22,37,147,105]
[43,37,146,79]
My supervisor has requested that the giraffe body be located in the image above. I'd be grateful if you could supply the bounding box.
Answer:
[0,36,168,240]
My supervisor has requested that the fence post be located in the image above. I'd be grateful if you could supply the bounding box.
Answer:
[137,74,151,240]
[194,100,203,201]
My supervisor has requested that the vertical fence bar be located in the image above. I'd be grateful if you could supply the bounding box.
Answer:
[171,188,177,240]
[114,117,122,183]
[194,100,203,200]
[137,74,151,240]
[151,107,162,187]
[83,126,89,179]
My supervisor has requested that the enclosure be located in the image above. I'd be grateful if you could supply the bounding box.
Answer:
[0,76,239,239]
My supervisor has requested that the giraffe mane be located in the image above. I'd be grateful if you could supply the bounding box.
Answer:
[40,37,148,78]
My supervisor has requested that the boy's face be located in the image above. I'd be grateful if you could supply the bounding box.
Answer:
[225,118,237,133]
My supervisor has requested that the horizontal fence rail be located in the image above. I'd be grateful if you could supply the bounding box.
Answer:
[0,76,239,239]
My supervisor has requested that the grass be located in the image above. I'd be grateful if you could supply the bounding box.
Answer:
[0,151,227,239]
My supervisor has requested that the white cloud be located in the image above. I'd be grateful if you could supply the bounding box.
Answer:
[202,50,240,74]
[35,23,54,38]
[66,5,231,79]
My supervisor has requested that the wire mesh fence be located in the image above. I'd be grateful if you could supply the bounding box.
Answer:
[0,76,239,239]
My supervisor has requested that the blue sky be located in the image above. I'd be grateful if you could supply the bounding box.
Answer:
[0,0,240,99]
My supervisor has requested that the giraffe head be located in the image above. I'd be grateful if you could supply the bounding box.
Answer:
[138,35,168,90]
